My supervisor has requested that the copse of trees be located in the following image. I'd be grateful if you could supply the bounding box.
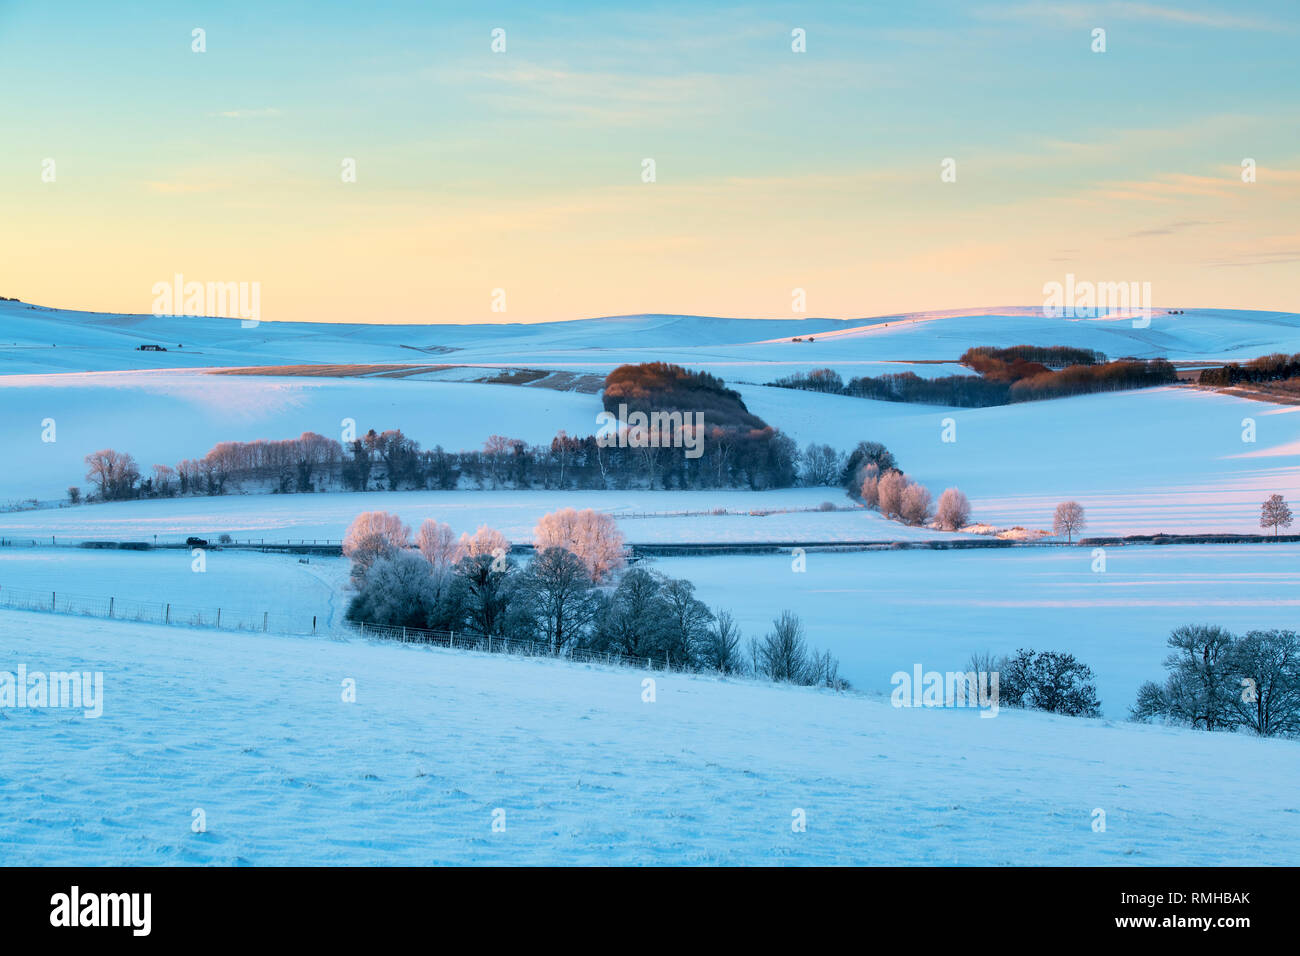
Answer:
[1131,624,1300,737]
[1199,352,1300,387]
[341,509,843,686]
[603,361,767,430]
[961,345,1107,368]
[995,648,1103,717]
[770,351,1175,408]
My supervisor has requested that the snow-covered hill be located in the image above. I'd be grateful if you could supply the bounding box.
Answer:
[3,298,1298,377]
[2,608,1296,865]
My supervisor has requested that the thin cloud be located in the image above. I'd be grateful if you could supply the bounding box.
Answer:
[212,108,282,119]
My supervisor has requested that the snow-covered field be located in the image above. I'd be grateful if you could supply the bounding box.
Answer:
[2,608,1296,866]
[652,545,1300,718]
[0,488,955,546]
[5,299,1299,867]
[0,548,348,632]
[4,543,1295,719]
[0,369,604,503]
[742,384,1300,535]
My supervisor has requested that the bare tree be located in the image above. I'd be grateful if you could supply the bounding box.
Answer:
[1260,494,1293,537]
[754,611,811,683]
[936,488,971,531]
[533,507,626,582]
[84,449,140,501]
[1053,500,1086,543]
[698,608,745,674]
[343,511,411,577]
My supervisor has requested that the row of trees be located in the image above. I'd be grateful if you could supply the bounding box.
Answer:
[1131,625,1300,737]
[834,440,972,530]
[341,507,843,686]
[1199,352,1300,387]
[80,425,805,503]
[770,355,1177,407]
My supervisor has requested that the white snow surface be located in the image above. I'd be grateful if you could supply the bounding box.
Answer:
[1,607,1296,865]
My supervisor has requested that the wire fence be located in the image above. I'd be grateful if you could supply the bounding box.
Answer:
[0,583,319,635]
[347,620,682,671]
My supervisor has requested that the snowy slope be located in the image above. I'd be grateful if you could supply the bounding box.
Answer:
[1,608,1296,865]
[5,543,1293,719]
[4,298,1298,377]
[0,489,952,546]
[741,384,1300,535]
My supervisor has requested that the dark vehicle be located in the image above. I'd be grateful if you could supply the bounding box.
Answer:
[185,536,208,548]
[136,344,167,351]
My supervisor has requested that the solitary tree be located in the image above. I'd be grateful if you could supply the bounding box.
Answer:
[935,487,972,531]
[1260,494,1293,537]
[1053,500,1086,543]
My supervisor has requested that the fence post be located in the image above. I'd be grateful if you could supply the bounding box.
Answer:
[449,630,454,649]
[165,603,170,624]
[52,591,56,611]
[402,625,407,642]
[312,615,316,634]
[109,596,114,619]
[263,611,268,633]
[488,635,492,653]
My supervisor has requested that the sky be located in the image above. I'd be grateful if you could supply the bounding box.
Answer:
[1,0,1297,324]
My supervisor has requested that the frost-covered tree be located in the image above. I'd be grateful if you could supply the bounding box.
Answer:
[799,443,842,487]
[1052,500,1086,543]
[84,448,140,501]
[998,648,1101,717]
[859,463,881,508]
[754,611,811,683]
[532,507,626,582]
[593,568,670,659]
[1228,629,1300,737]
[343,510,411,577]
[658,577,714,668]
[416,519,463,572]
[698,608,746,674]
[900,482,933,526]
[452,550,520,638]
[1260,494,1293,537]
[1161,624,1238,731]
[877,470,909,519]
[345,550,449,629]
[935,487,971,531]
[459,525,510,561]
[523,547,599,652]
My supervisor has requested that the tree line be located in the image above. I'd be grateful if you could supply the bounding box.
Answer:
[769,348,1176,407]
[1198,351,1300,387]
[342,507,844,687]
